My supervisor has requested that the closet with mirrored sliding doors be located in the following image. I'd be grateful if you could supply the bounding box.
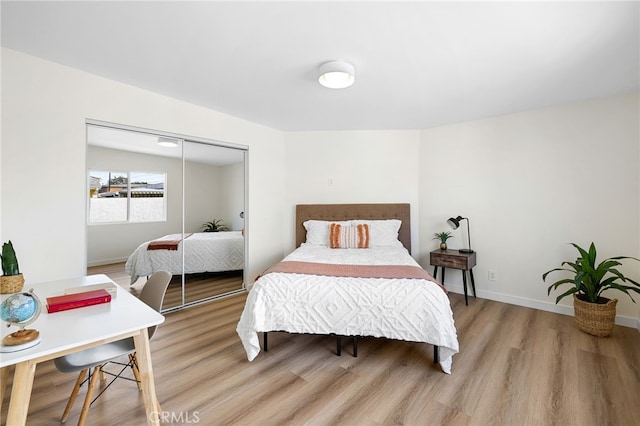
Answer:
[86,120,247,311]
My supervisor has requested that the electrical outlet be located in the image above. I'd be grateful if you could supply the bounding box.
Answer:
[488,270,497,281]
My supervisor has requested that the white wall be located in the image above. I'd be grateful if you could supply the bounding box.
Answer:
[283,130,421,254]
[419,93,640,322]
[1,48,285,284]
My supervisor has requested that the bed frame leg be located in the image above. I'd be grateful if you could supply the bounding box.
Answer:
[353,336,358,357]
[434,345,439,364]
[263,332,268,352]
[336,336,342,356]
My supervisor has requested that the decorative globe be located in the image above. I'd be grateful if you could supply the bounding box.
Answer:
[1,289,41,329]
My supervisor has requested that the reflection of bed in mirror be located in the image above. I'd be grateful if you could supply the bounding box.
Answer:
[125,231,244,285]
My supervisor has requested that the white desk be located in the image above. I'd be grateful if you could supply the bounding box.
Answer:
[0,275,164,425]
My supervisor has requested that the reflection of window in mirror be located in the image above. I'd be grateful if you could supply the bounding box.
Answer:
[88,170,167,223]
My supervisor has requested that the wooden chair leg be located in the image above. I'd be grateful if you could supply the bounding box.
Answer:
[78,367,100,426]
[129,353,142,390]
[0,366,12,414]
[61,369,87,423]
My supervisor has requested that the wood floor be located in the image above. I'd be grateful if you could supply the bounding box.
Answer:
[2,289,639,425]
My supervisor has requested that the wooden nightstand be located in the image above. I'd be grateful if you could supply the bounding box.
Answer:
[430,249,477,305]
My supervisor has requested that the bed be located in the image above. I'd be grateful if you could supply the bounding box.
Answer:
[236,203,459,374]
[125,231,244,285]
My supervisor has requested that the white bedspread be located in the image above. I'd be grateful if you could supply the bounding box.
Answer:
[125,231,244,284]
[236,244,459,374]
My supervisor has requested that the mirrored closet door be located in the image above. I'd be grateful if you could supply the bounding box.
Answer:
[182,140,245,305]
[86,122,246,312]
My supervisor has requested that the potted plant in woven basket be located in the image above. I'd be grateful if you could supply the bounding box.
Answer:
[1,241,25,294]
[542,242,640,337]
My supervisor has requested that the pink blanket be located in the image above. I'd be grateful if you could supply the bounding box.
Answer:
[259,261,446,293]
[146,233,192,251]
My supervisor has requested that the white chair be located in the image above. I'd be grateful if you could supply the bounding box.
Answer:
[54,270,171,425]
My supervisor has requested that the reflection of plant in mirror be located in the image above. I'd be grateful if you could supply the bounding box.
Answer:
[201,219,229,232]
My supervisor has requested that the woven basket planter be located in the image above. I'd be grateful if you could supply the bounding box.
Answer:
[573,294,617,337]
[0,274,25,294]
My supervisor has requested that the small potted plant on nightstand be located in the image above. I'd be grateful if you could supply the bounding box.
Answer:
[542,242,640,337]
[433,231,453,251]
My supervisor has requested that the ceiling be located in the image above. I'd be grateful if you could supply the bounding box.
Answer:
[2,1,638,131]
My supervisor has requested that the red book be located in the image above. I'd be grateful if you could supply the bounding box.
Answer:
[46,289,112,313]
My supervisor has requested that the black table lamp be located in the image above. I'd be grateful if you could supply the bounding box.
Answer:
[447,215,474,253]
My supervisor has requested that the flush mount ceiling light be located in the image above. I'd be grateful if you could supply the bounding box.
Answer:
[318,61,356,89]
[157,137,179,148]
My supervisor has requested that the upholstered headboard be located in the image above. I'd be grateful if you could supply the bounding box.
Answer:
[296,203,411,253]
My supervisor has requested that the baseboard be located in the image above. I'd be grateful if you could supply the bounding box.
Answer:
[446,285,639,329]
[87,257,128,268]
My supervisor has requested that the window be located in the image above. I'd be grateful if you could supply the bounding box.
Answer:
[88,170,167,224]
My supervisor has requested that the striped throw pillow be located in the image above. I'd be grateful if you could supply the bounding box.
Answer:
[329,223,370,249]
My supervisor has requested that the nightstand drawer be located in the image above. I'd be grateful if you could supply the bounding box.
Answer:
[430,251,476,270]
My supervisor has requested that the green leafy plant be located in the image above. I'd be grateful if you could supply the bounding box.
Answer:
[542,242,640,304]
[201,219,229,232]
[432,231,453,243]
[1,241,21,276]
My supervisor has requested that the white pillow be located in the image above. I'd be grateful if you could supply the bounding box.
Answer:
[352,219,403,247]
[303,220,352,246]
